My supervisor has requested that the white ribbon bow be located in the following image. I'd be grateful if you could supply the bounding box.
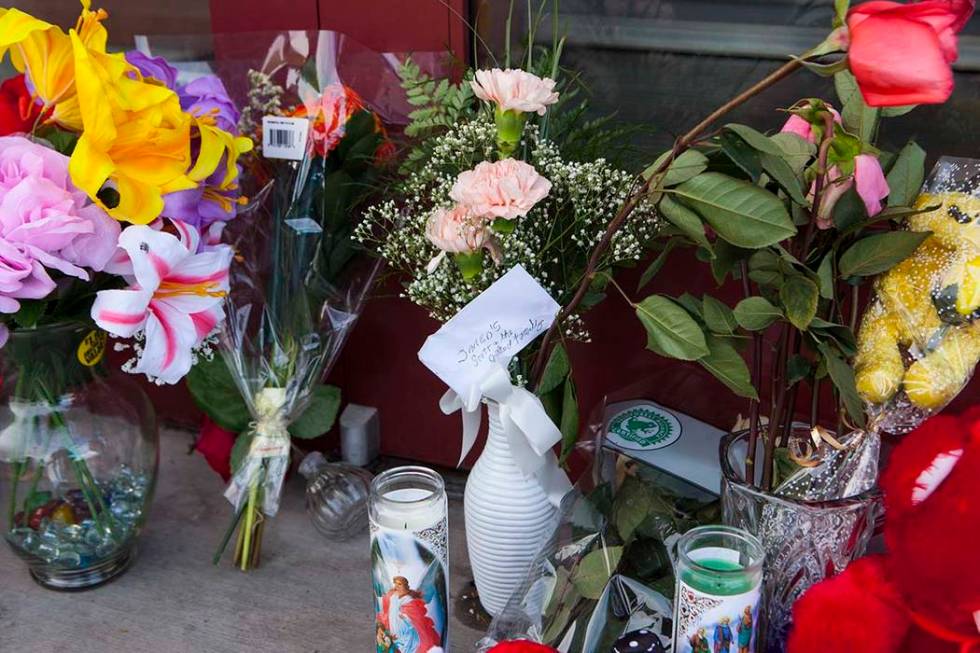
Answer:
[440,364,572,507]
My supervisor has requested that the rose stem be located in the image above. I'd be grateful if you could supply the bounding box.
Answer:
[530,57,804,386]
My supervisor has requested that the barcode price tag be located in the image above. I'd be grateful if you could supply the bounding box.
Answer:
[262,116,310,161]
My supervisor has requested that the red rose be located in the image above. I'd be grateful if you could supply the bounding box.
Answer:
[0,75,47,136]
[194,415,237,482]
[846,0,975,106]
[487,641,559,653]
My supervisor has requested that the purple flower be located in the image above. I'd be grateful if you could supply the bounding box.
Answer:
[0,136,120,312]
[179,76,240,134]
[125,51,178,90]
[162,162,244,230]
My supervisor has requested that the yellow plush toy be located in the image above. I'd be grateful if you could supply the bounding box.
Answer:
[855,191,980,412]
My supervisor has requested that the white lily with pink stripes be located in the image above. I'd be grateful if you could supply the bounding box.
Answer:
[91,220,233,384]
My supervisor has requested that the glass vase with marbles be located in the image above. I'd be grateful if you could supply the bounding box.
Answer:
[1,324,157,590]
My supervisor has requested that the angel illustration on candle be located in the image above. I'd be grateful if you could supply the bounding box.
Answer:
[372,531,447,653]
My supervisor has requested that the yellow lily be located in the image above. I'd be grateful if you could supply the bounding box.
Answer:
[188,117,253,187]
[68,30,195,224]
[0,1,111,131]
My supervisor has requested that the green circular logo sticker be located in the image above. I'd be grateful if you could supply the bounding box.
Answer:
[607,405,682,451]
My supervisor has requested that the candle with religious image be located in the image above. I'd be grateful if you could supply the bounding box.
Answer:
[370,466,449,653]
[673,526,765,653]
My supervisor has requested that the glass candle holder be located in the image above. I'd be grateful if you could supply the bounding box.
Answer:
[369,466,449,652]
[673,525,765,653]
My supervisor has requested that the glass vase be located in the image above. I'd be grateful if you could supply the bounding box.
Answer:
[719,429,881,652]
[0,323,158,590]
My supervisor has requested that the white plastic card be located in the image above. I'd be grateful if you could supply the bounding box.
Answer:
[261,116,310,160]
[418,265,560,403]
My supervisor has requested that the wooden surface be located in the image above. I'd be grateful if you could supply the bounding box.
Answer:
[0,428,484,652]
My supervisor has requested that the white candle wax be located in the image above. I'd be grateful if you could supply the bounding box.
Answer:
[372,487,447,532]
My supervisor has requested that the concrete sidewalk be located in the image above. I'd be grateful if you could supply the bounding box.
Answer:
[0,427,484,652]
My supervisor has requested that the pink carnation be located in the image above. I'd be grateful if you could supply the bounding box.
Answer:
[450,159,552,221]
[425,205,489,254]
[471,69,559,115]
[0,136,119,313]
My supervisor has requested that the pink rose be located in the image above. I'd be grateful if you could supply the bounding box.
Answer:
[0,136,120,312]
[450,159,552,221]
[780,105,842,144]
[471,69,559,116]
[813,153,890,229]
[846,0,975,106]
[425,205,489,255]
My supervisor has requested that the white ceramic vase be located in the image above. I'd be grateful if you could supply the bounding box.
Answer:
[464,400,557,616]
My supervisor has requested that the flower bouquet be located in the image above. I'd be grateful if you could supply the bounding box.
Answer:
[356,16,663,614]
[183,31,395,570]
[0,1,249,586]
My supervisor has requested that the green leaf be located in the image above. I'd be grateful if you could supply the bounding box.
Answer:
[835,70,879,141]
[724,124,784,156]
[719,131,762,181]
[638,239,680,291]
[186,357,251,433]
[810,318,859,358]
[673,173,796,248]
[881,105,916,118]
[831,186,868,234]
[613,475,650,542]
[491,218,516,234]
[702,296,737,335]
[734,297,783,331]
[760,152,807,205]
[659,195,712,253]
[572,545,624,600]
[819,343,867,427]
[817,253,835,300]
[229,431,254,475]
[538,343,571,395]
[770,133,816,175]
[454,251,484,280]
[675,293,704,319]
[290,385,342,440]
[839,231,931,277]
[786,354,813,386]
[560,376,580,462]
[698,335,758,399]
[635,295,710,361]
[780,275,819,330]
[710,241,751,285]
[644,149,709,188]
[12,300,45,329]
[885,141,926,208]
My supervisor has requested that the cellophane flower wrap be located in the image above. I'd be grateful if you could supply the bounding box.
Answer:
[855,156,980,434]
[177,30,400,569]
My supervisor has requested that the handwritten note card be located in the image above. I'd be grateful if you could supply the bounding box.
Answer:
[418,265,560,404]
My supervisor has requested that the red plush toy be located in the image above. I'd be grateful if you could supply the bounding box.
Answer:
[788,408,980,653]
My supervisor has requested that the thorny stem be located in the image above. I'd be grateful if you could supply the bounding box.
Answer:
[530,57,805,386]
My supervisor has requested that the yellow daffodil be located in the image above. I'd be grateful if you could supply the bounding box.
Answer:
[0,1,111,130]
[69,30,195,224]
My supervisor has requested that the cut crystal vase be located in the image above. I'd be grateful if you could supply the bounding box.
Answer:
[720,428,882,652]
